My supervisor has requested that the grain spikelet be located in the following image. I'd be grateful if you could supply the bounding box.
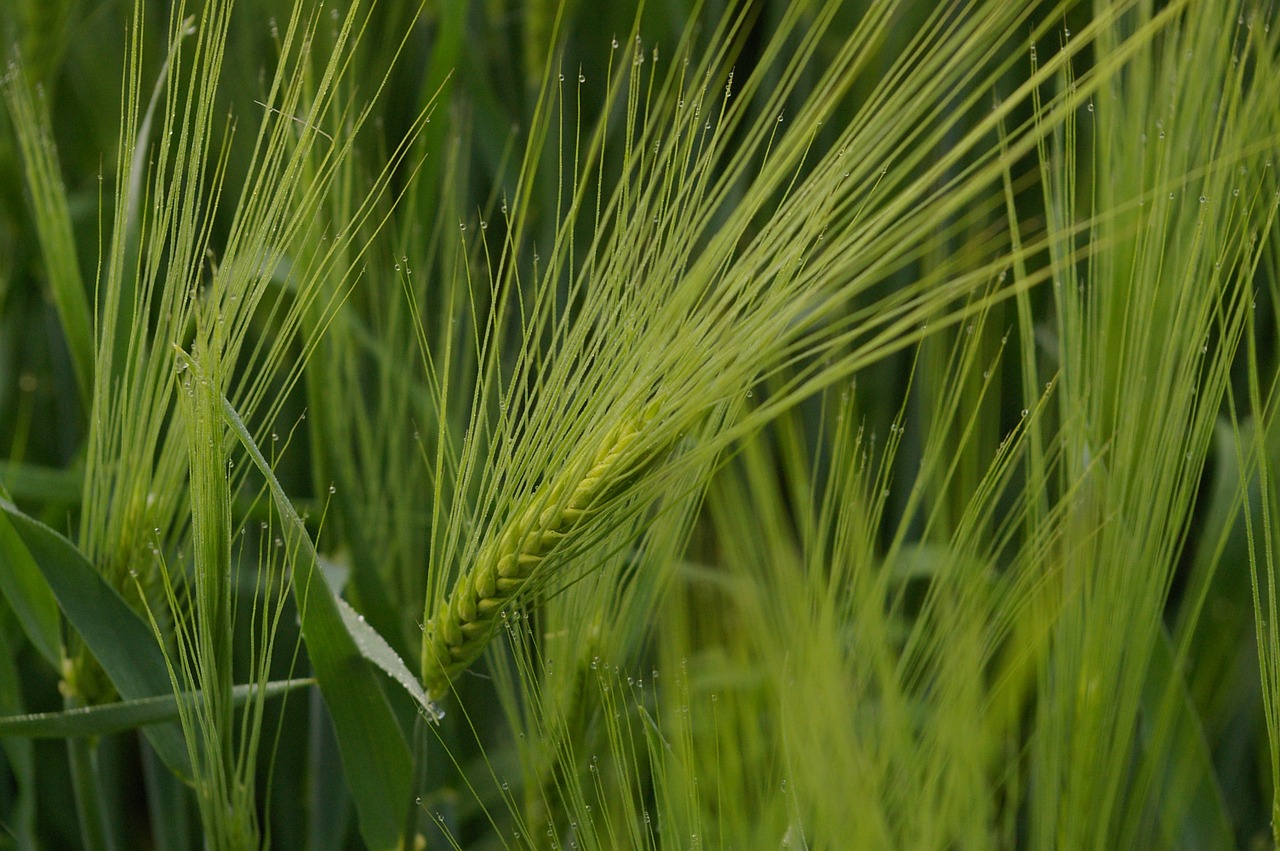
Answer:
[421,411,651,701]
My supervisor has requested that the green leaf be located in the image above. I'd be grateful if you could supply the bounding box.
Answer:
[0,497,192,779]
[3,66,94,406]
[222,395,415,851]
[0,678,314,738]
[0,508,62,669]
[336,596,437,719]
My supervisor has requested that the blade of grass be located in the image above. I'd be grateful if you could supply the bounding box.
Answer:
[0,496,191,779]
[0,499,192,778]
[0,505,62,669]
[2,59,94,406]
[0,678,314,739]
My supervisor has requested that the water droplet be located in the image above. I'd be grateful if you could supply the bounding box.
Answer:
[578,73,585,83]
[328,484,336,494]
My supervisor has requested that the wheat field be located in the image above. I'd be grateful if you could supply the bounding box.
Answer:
[1,0,1278,848]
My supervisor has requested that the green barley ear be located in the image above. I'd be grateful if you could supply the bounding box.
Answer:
[421,407,654,703]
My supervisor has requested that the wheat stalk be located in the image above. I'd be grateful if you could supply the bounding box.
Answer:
[421,410,652,702]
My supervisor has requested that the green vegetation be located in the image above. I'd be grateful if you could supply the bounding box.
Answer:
[1,0,1278,848]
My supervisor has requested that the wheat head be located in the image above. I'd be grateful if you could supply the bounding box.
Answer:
[421,410,652,702]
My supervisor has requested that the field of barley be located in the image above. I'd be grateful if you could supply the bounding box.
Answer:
[1,0,1278,848]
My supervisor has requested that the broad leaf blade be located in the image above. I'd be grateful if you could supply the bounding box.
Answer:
[336,596,434,717]
[0,497,191,779]
[0,509,62,669]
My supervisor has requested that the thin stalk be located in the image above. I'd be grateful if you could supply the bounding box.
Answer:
[65,723,117,851]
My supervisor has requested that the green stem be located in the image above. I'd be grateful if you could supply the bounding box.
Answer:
[65,721,116,851]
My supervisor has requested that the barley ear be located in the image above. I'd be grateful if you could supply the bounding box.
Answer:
[421,410,652,703]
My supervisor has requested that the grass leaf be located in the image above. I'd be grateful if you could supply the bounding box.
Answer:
[336,595,436,719]
[0,496,191,778]
[0,678,314,739]
[2,59,94,406]
[0,504,62,669]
